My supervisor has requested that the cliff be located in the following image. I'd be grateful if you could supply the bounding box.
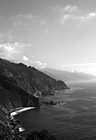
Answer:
[0,58,68,139]
[0,58,68,110]
[0,72,39,110]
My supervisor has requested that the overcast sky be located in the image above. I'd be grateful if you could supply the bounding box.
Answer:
[0,0,96,75]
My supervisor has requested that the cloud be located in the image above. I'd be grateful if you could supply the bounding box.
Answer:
[52,5,96,25]
[58,63,96,68]
[57,63,96,75]
[12,14,47,26]
[59,12,96,25]
[13,14,33,26]
[77,12,96,23]
[51,5,78,14]
[86,12,96,19]
[52,5,78,24]
[0,42,31,61]
[0,42,47,69]
[63,5,78,13]
[59,14,71,24]
[22,55,29,61]
[36,61,47,69]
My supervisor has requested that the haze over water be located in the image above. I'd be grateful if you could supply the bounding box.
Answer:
[16,80,96,140]
[1,0,96,139]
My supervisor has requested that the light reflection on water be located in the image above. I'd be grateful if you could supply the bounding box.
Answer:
[16,82,96,140]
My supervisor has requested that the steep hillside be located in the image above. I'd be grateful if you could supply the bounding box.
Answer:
[0,58,68,138]
[42,68,96,83]
[0,58,68,110]
[0,72,39,110]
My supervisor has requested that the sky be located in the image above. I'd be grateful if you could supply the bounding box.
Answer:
[0,0,96,75]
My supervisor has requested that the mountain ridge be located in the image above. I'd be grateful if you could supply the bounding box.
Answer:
[0,58,68,110]
[41,67,96,83]
[0,58,69,137]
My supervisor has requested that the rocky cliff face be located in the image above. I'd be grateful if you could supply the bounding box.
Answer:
[0,72,39,110]
[0,58,68,111]
[0,58,68,139]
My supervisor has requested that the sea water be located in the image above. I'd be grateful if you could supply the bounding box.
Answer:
[16,80,96,140]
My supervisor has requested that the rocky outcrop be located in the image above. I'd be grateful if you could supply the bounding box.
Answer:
[0,58,68,140]
[0,58,68,112]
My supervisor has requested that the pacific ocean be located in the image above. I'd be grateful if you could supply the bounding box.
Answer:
[16,80,96,140]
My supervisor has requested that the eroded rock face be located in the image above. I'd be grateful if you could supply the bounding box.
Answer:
[0,58,68,121]
[0,72,39,110]
[0,58,68,98]
[0,58,68,140]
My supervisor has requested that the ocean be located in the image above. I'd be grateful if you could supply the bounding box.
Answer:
[16,80,96,140]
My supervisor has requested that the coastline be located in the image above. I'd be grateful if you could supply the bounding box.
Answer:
[9,107,35,133]
[10,107,35,118]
